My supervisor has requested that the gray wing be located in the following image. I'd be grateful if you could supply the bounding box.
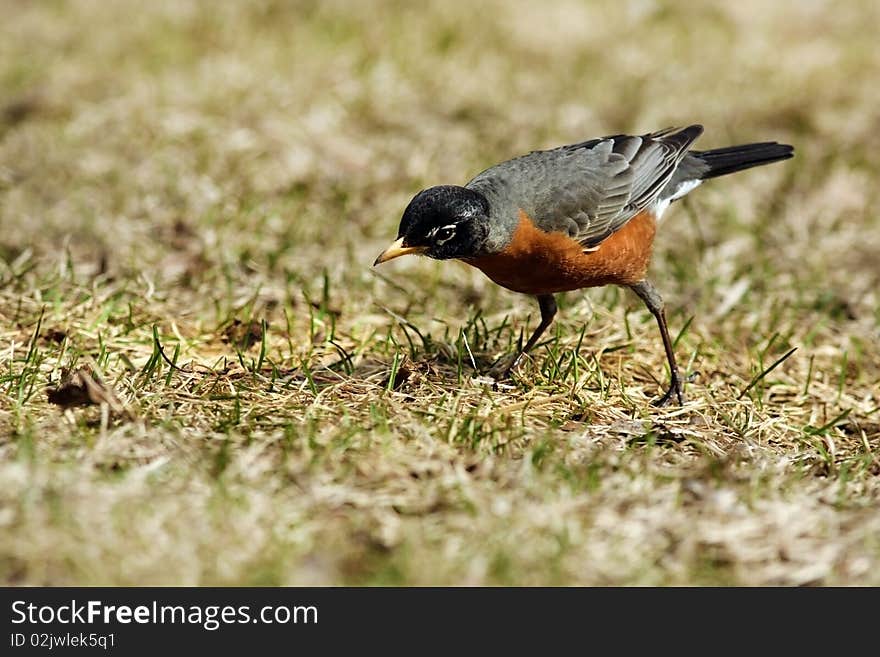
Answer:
[467,125,704,249]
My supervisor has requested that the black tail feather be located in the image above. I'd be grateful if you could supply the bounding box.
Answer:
[693,142,794,179]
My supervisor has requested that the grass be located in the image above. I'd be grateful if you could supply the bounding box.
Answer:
[1,0,878,586]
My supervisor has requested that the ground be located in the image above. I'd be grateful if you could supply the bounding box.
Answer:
[1,0,878,585]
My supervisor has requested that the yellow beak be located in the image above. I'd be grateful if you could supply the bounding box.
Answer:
[373,237,427,266]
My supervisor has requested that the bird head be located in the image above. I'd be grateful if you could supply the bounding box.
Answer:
[374,185,491,265]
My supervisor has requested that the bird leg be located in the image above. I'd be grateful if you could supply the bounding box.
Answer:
[488,294,557,378]
[629,279,685,406]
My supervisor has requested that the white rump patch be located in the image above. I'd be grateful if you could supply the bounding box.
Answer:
[654,179,702,219]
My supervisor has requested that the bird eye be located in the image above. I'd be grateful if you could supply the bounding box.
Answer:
[434,225,456,245]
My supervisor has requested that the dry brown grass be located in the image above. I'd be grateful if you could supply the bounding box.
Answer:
[1,0,878,585]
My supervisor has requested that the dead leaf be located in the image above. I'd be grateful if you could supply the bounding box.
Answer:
[222,319,264,350]
[47,367,123,412]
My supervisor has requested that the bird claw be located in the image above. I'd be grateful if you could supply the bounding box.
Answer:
[486,352,523,380]
[652,379,685,407]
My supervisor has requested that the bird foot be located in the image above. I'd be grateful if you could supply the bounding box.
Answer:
[652,379,685,407]
[486,352,524,380]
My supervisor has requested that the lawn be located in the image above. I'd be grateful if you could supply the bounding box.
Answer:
[1,0,878,585]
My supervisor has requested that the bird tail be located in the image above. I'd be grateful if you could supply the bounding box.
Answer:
[692,142,794,180]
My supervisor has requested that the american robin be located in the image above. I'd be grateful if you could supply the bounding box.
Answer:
[374,125,793,405]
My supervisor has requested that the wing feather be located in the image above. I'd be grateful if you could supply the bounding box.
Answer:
[569,125,703,248]
[465,125,704,251]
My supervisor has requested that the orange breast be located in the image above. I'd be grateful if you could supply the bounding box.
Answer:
[464,209,657,294]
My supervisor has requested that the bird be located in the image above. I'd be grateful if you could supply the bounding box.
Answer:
[374,125,793,406]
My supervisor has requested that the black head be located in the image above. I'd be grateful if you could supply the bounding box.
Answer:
[374,185,490,265]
